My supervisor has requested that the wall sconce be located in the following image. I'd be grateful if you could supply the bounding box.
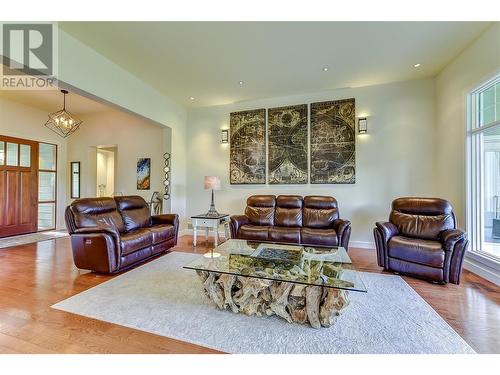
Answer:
[358,118,368,134]
[221,129,229,143]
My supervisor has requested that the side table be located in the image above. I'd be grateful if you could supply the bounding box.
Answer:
[191,214,230,248]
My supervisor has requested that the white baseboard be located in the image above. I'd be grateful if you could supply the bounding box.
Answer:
[463,254,500,286]
[350,241,375,249]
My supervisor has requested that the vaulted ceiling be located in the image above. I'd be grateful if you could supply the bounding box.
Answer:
[60,22,492,108]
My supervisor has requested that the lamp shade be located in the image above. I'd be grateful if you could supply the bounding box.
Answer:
[204,176,221,190]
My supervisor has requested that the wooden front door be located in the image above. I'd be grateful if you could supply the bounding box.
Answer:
[0,136,39,237]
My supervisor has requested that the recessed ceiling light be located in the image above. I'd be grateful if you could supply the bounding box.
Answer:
[322,67,329,72]
[413,63,421,68]
[238,81,244,85]
[189,96,195,101]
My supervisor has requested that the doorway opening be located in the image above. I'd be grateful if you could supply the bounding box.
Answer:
[96,146,117,197]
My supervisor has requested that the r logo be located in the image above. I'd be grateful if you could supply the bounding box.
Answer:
[2,23,53,75]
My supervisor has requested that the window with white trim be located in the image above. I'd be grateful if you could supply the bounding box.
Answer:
[467,74,500,263]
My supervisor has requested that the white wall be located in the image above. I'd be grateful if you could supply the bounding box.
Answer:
[186,78,436,245]
[67,110,169,205]
[57,28,187,225]
[435,23,500,227]
[0,96,68,229]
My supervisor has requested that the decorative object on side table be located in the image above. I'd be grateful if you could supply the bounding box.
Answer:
[204,176,221,217]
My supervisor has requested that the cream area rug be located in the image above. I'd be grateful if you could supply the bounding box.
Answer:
[0,231,69,249]
[52,252,475,354]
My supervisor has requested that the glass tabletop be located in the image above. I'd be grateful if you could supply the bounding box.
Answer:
[183,239,367,293]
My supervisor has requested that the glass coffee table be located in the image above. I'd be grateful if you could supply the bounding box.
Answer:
[183,239,367,328]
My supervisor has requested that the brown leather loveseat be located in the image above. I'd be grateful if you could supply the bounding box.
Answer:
[230,195,351,249]
[65,195,179,273]
[373,197,468,284]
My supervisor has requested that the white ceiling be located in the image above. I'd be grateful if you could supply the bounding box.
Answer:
[60,22,492,108]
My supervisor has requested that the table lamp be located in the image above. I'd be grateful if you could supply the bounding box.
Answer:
[204,176,221,217]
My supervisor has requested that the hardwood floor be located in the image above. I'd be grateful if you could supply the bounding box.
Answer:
[0,235,498,354]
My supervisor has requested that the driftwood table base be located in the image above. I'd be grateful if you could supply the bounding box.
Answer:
[196,271,350,328]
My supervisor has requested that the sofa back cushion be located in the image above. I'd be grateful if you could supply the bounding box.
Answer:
[302,196,338,228]
[389,197,456,240]
[275,195,303,227]
[245,195,276,226]
[69,197,125,232]
[115,196,151,232]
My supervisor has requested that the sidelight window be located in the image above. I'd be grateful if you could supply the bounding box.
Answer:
[467,74,500,263]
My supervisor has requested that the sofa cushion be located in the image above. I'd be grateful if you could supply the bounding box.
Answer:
[149,224,176,245]
[120,228,153,256]
[300,227,338,247]
[268,226,301,244]
[303,196,338,228]
[115,196,151,232]
[245,195,276,226]
[70,197,125,232]
[388,235,445,268]
[275,195,303,227]
[238,224,269,241]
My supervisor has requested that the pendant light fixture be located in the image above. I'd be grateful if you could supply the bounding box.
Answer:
[44,89,83,138]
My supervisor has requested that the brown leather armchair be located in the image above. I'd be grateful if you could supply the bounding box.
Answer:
[373,197,468,284]
[230,195,351,249]
[65,195,179,274]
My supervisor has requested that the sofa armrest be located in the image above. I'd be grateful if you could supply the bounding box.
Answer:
[71,226,120,273]
[74,226,120,241]
[375,221,399,243]
[332,219,351,250]
[440,229,466,252]
[152,213,179,227]
[230,215,250,238]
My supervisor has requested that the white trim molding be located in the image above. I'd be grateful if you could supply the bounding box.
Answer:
[463,251,500,286]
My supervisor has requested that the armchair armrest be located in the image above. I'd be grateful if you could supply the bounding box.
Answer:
[230,215,250,238]
[151,213,179,227]
[375,221,399,243]
[440,229,466,252]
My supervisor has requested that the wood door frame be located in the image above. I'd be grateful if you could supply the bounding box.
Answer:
[0,135,39,237]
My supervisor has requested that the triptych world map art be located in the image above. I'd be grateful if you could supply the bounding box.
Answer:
[229,98,355,184]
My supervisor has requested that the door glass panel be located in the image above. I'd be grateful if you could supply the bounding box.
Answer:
[38,202,55,230]
[6,142,18,166]
[39,143,56,170]
[19,144,31,167]
[38,171,56,201]
[0,141,4,164]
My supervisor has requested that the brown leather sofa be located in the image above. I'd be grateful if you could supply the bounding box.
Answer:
[230,195,351,249]
[65,195,179,274]
[373,197,468,284]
